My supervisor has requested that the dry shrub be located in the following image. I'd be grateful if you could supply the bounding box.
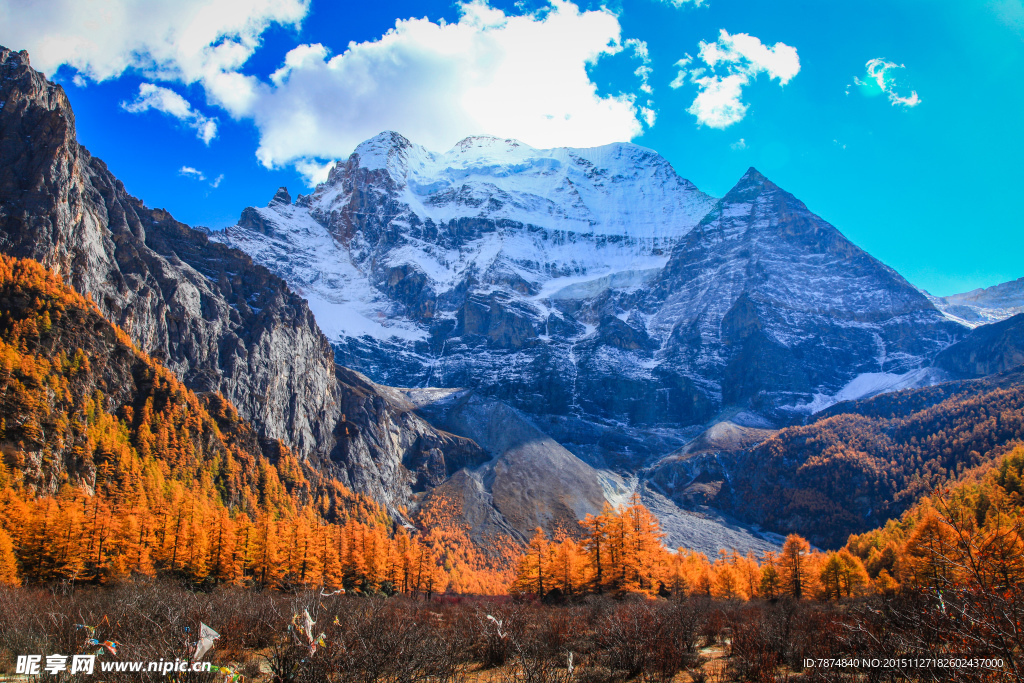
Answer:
[0,581,867,683]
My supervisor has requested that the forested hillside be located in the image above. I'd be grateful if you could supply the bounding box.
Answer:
[0,255,514,593]
[846,444,1024,585]
[717,373,1024,547]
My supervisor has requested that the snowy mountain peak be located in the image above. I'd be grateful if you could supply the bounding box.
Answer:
[450,135,530,156]
[213,136,964,470]
[701,167,857,253]
[927,276,1024,328]
[269,186,291,206]
[717,167,774,205]
[349,130,422,176]
[302,131,718,242]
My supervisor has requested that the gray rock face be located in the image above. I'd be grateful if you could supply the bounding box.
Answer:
[0,46,484,518]
[408,388,607,542]
[0,46,338,462]
[646,168,966,419]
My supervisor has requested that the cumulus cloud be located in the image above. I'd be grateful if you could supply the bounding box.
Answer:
[122,83,219,144]
[658,0,708,7]
[671,30,799,128]
[0,0,308,112]
[247,1,649,179]
[730,138,747,150]
[854,58,921,107]
[293,158,335,186]
[3,0,653,183]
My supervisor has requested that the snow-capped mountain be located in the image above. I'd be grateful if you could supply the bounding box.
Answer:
[926,276,1024,328]
[214,132,965,469]
[219,132,714,351]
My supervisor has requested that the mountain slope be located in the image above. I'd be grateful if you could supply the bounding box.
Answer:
[927,276,1024,327]
[0,46,336,462]
[218,142,965,470]
[0,253,326,510]
[0,46,497,519]
[648,168,964,417]
[0,253,519,592]
[649,368,1024,548]
[934,312,1024,379]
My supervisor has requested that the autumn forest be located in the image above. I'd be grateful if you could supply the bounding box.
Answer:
[0,252,1022,680]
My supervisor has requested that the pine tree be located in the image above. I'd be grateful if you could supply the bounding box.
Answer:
[514,528,552,598]
[0,527,19,586]
[836,549,869,598]
[249,513,281,588]
[819,552,845,601]
[780,534,811,599]
[902,510,956,588]
[317,521,343,590]
[550,535,585,597]
[208,507,239,584]
[622,495,665,593]
[581,505,613,593]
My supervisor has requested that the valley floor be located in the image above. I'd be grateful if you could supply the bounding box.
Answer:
[0,581,1016,683]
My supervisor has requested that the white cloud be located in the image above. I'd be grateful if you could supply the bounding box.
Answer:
[625,38,656,127]
[0,0,308,112]
[122,83,219,143]
[672,30,800,128]
[730,138,747,150]
[2,0,652,183]
[669,55,692,89]
[625,38,653,95]
[179,166,225,188]
[293,158,335,185]
[246,0,649,179]
[854,58,921,108]
[658,0,708,7]
[179,166,206,180]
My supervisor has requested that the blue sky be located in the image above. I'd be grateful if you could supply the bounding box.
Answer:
[2,0,1022,295]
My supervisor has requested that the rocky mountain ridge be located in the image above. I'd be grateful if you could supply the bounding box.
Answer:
[927,276,1024,328]
[6,44,1012,557]
[217,134,966,470]
[0,46,502,520]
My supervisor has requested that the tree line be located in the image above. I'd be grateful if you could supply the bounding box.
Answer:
[512,495,876,602]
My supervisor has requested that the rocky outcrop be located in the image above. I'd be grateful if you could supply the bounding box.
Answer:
[409,389,607,542]
[646,419,776,508]
[0,46,338,462]
[331,368,488,509]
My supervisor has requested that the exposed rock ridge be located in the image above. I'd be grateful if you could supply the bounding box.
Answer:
[0,46,339,462]
[648,167,965,414]
[0,46,488,517]
[927,276,1024,328]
